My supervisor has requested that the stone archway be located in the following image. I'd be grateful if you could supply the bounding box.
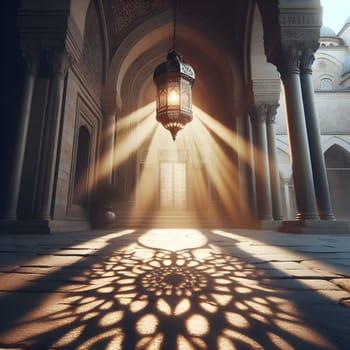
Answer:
[103,3,255,226]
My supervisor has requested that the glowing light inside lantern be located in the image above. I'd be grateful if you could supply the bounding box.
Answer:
[168,90,180,105]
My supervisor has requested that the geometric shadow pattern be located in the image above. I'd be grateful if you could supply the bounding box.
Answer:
[0,231,340,349]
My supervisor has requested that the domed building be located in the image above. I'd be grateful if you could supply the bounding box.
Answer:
[320,25,336,37]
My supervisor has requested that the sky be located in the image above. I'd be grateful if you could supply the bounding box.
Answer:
[321,0,350,33]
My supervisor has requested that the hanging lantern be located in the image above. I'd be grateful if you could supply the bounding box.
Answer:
[153,1,195,141]
[153,50,195,140]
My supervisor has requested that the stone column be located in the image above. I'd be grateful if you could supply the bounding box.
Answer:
[266,104,283,220]
[103,112,116,185]
[246,114,258,218]
[277,45,318,220]
[1,48,37,220]
[33,49,73,220]
[300,48,335,220]
[281,178,291,219]
[251,104,273,220]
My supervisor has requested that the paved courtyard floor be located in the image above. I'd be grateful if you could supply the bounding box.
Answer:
[0,228,350,349]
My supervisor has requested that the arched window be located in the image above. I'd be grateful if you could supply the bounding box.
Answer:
[325,144,350,219]
[320,78,333,90]
[73,126,90,207]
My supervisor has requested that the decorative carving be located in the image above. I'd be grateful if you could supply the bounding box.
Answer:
[281,28,320,42]
[48,48,74,77]
[251,104,268,123]
[266,104,279,123]
[112,0,151,34]
[20,45,39,75]
[300,47,315,73]
[80,0,104,99]
[279,14,321,27]
[251,103,280,124]
[277,45,301,76]
[104,0,168,57]
[267,7,322,69]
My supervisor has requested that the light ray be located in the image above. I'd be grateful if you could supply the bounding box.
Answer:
[128,124,170,221]
[74,103,158,203]
[93,101,260,224]
[194,105,267,181]
[184,106,254,222]
[110,109,157,175]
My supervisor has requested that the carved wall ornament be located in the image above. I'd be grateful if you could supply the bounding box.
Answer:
[281,28,320,42]
[80,0,105,100]
[279,14,321,27]
[105,0,168,56]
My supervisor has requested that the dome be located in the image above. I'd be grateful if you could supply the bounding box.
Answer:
[320,25,336,37]
[343,55,350,75]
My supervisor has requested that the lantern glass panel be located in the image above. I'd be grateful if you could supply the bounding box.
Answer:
[168,88,180,106]
[180,79,191,111]
[159,89,166,109]
[167,82,180,107]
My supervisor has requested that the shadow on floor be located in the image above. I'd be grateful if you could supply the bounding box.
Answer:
[0,229,349,349]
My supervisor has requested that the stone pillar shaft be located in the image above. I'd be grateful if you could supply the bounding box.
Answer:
[103,113,116,185]
[282,179,292,219]
[300,48,335,220]
[2,49,37,220]
[279,46,318,220]
[33,49,72,220]
[251,105,273,220]
[266,105,283,220]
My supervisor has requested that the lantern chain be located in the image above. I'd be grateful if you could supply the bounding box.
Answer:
[172,0,178,51]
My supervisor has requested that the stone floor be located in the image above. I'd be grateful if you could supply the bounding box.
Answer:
[0,228,349,350]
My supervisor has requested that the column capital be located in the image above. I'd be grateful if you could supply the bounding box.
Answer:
[20,45,39,75]
[251,104,268,123]
[17,3,83,64]
[262,1,322,73]
[266,104,280,124]
[46,48,74,78]
[300,47,315,74]
[276,44,302,77]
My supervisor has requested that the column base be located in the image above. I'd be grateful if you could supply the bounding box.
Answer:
[319,213,336,221]
[279,220,350,234]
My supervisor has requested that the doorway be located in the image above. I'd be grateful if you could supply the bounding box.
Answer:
[159,162,187,209]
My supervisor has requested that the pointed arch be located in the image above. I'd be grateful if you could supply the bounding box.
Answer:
[322,136,350,153]
[325,144,350,219]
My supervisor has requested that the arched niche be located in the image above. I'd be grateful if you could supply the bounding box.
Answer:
[325,144,350,219]
[73,126,91,209]
[103,5,248,219]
